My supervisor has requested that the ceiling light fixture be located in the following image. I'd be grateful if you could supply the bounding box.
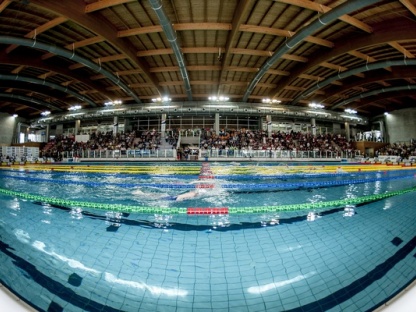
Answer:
[309,102,324,109]
[262,98,281,104]
[104,100,122,106]
[68,105,82,111]
[344,108,357,114]
[208,96,229,102]
[41,111,51,116]
[152,96,171,103]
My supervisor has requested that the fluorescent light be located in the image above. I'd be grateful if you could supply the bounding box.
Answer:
[68,105,82,111]
[12,114,18,117]
[305,110,330,115]
[208,96,229,102]
[309,103,324,109]
[204,105,235,108]
[152,96,171,103]
[147,105,177,109]
[41,111,51,116]
[262,98,281,104]
[340,115,361,120]
[344,108,357,114]
[101,108,125,113]
[104,100,122,106]
[257,107,284,110]
[67,112,85,116]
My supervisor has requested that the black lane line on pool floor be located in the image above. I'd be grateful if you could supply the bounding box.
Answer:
[284,235,416,312]
[30,200,373,232]
[0,235,414,312]
[0,240,121,312]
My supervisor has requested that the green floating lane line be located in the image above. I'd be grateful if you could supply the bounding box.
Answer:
[0,186,416,214]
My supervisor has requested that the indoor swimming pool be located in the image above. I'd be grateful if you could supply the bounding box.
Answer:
[0,162,415,311]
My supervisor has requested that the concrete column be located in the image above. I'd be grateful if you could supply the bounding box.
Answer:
[113,116,118,136]
[311,118,316,136]
[344,122,350,141]
[266,115,272,137]
[161,114,167,138]
[214,113,220,134]
[45,124,50,142]
[55,124,63,136]
[379,120,385,142]
[74,120,81,135]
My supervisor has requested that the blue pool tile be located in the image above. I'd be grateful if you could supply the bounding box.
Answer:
[67,273,82,287]
[47,301,63,312]
[391,236,403,246]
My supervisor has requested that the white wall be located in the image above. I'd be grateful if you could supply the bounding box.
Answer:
[384,108,416,143]
[0,113,17,145]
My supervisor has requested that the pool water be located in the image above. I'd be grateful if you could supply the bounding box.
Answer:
[0,162,415,311]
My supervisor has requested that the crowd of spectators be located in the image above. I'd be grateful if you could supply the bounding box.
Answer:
[39,127,416,161]
[376,142,416,160]
[40,130,162,159]
[199,129,357,157]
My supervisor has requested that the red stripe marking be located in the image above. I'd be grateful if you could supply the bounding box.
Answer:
[198,175,215,179]
[187,207,229,215]
[195,184,215,189]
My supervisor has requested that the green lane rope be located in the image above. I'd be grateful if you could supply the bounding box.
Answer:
[1,186,415,214]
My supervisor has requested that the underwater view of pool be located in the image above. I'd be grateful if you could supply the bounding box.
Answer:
[0,161,415,311]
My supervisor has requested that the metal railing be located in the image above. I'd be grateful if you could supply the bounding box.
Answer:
[58,147,360,161]
[62,149,176,160]
[198,149,360,160]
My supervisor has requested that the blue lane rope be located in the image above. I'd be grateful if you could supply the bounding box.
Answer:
[1,172,415,190]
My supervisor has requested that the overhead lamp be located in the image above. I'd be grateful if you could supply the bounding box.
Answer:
[344,108,357,114]
[67,112,85,117]
[104,100,122,106]
[12,114,18,117]
[101,108,125,113]
[68,105,82,111]
[152,96,171,103]
[147,105,176,109]
[41,111,51,116]
[309,102,324,109]
[384,112,389,116]
[204,105,235,108]
[340,115,361,120]
[208,96,229,102]
[305,110,329,115]
[262,98,281,104]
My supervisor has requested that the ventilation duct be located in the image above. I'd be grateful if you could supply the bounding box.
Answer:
[0,36,141,104]
[242,0,381,102]
[148,0,192,100]
[0,74,96,108]
[0,92,63,111]
[332,85,416,109]
[293,59,416,105]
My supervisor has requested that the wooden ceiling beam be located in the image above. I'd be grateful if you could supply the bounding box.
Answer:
[29,0,162,95]
[6,16,68,54]
[0,51,117,100]
[85,0,135,13]
[69,54,127,70]
[347,50,377,62]
[400,0,416,16]
[42,36,104,60]
[231,48,308,62]
[240,25,333,48]
[270,18,416,99]
[0,0,12,13]
[389,41,415,58]
[274,0,372,33]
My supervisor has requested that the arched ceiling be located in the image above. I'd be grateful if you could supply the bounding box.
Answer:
[0,0,416,119]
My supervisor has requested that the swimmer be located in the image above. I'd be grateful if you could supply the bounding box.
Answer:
[175,190,198,201]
